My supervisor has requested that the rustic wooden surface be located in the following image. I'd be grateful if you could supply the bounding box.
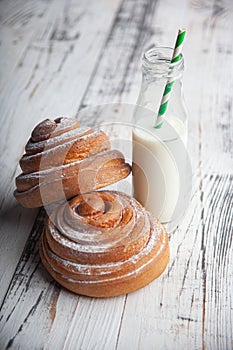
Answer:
[0,0,232,349]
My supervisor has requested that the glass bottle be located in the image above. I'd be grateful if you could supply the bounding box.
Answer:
[132,47,191,232]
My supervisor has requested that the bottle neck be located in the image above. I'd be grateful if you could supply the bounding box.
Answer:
[135,47,187,139]
[142,46,184,82]
[137,47,185,113]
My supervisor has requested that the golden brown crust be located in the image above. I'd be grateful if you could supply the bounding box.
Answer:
[39,191,169,297]
[20,129,109,174]
[14,117,131,208]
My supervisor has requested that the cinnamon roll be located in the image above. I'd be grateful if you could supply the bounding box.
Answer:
[40,191,169,297]
[14,117,131,208]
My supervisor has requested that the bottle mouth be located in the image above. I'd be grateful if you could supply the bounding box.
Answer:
[143,46,184,79]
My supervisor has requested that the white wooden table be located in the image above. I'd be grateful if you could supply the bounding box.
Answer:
[0,0,232,349]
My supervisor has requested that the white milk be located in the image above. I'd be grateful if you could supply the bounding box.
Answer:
[132,116,187,225]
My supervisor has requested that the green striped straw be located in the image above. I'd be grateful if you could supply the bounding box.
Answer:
[155,28,186,128]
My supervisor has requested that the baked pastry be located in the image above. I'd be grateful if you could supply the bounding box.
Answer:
[14,117,131,208]
[40,190,169,297]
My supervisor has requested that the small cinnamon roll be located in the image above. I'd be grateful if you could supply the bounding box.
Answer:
[40,191,169,297]
[14,117,131,207]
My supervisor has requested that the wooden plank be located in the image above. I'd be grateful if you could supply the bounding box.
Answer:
[0,0,121,306]
[0,0,60,308]
[194,2,233,349]
[78,0,158,110]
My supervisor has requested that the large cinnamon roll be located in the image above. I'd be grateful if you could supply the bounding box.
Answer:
[14,117,131,208]
[40,191,169,297]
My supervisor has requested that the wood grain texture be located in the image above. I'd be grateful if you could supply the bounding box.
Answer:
[0,0,232,349]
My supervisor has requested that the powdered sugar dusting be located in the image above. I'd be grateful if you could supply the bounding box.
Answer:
[26,127,93,154]
[41,191,168,286]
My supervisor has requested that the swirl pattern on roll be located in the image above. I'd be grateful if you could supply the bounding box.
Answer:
[14,117,131,208]
[40,191,169,297]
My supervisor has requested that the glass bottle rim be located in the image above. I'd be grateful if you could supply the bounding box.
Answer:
[142,46,184,79]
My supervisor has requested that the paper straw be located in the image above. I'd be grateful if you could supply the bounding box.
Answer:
[155,28,186,128]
